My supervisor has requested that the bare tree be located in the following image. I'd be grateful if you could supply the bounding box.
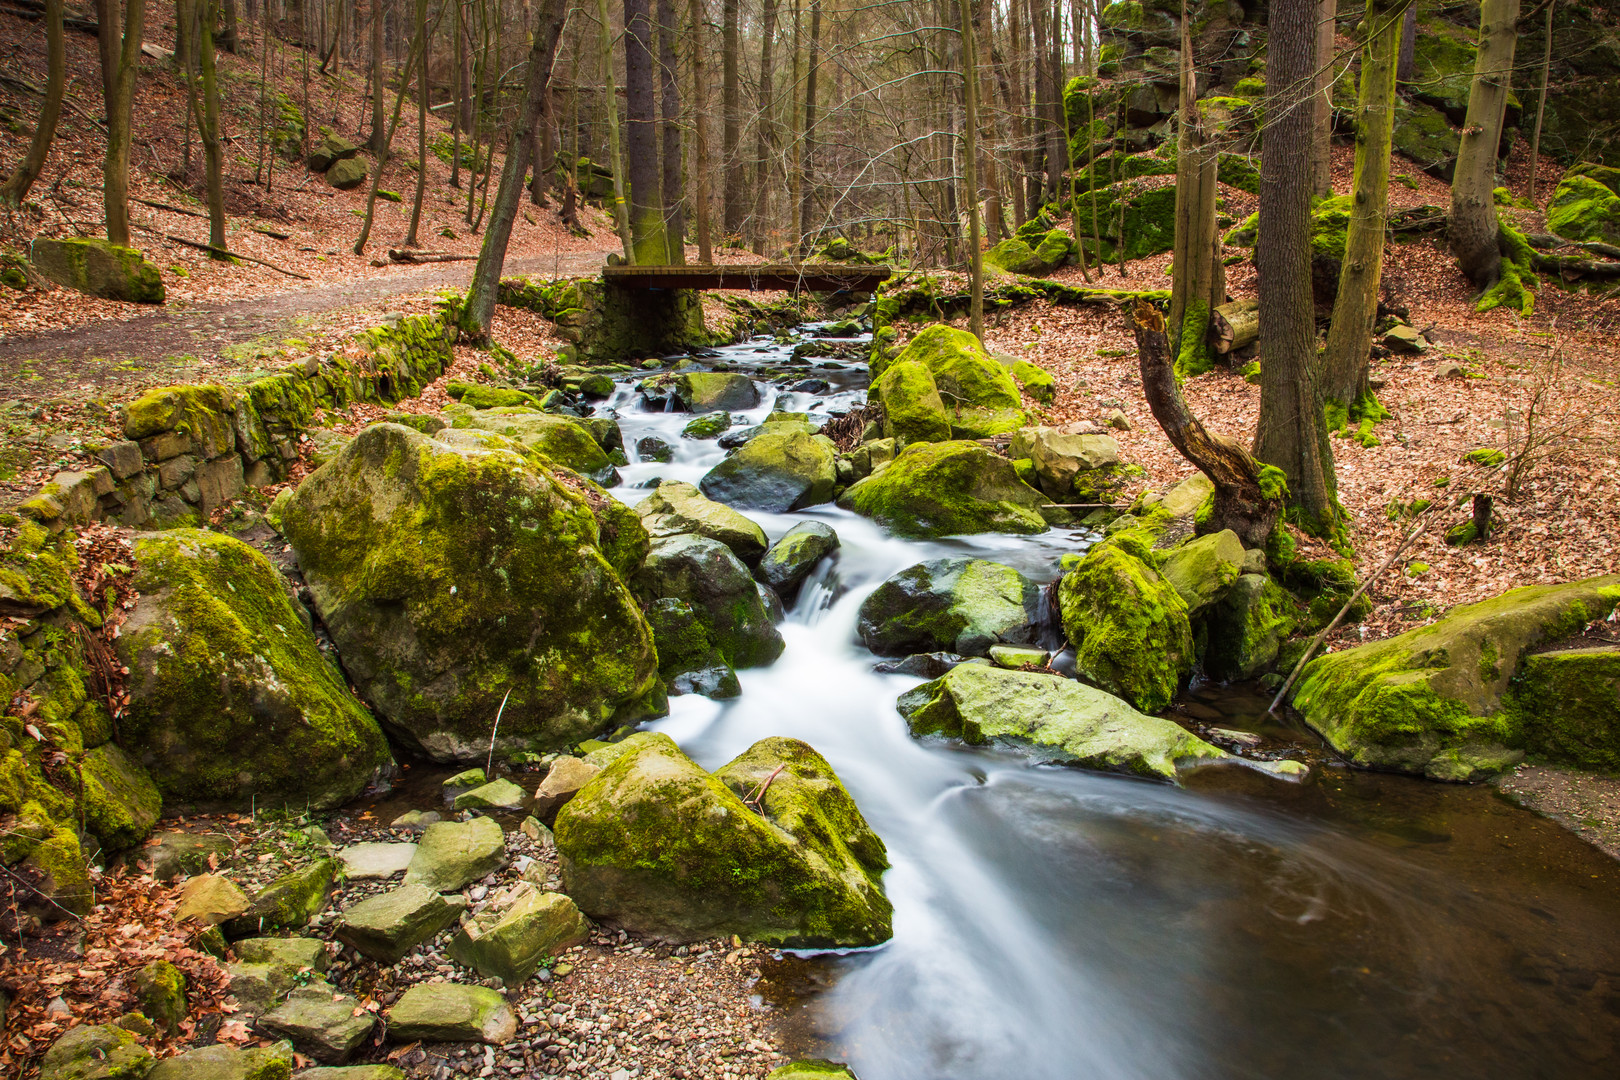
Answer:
[100,0,147,246]
[405,0,429,246]
[658,0,686,263]
[1449,0,1519,292]
[722,0,742,236]
[689,0,714,261]
[1169,0,1224,379]
[0,0,64,207]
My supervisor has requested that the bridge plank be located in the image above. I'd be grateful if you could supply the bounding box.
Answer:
[601,263,891,292]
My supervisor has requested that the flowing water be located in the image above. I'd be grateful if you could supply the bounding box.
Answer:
[581,326,1620,1080]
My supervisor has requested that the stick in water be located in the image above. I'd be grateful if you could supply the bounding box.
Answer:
[485,688,514,778]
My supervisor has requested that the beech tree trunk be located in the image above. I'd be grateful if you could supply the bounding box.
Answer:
[1322,0,1401,409]
[973,0,1002,244]
[690,0,714,262]
[0,0,64,207]
[1170,0,1224,378]
[1134,302,1282,547]
[1311,0,1338,198]
[658,0,685,264]
[102,0,146,246]
[721,0,743,236]
[1255,0,1338,537]
[751,0,778,254]
[354,34,421,254]
[959,0,984,338]
[595,0,635,261]
[1396,3,1417,82]
[369,0,386,152]
[1528,0,1555,204]
[625,0,666,263]
[405,0,428,246]
[194,0,227,253]
[798,0,821,253]
[220,0,239,52]
[1449,0,1519,290]
[460,0,569,341]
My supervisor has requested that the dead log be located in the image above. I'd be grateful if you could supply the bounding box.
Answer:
[164,234,312,279]
[252,225,292,240]
[387,248,475,264]
[132,197,207,218]
[1132,299,1281,547]
[1531,252,1620,277]
[1209,298,1259,355]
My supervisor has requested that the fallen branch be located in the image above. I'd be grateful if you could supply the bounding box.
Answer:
[132,196,207,219]
[387,248,474,263]
[743,765,785,812]
[1531,252,1620,278]
[0,72,105,130]
[163,234,312,279]
[1209,298,1259,355]
[252,225,292,240]
[1041,503,1121,509]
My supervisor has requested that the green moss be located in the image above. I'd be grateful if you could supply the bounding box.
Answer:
[1256,465,1289,503]
[889,326,1025,438]
[447,382,538,409]
[80,742,161,852]
[1477,218,1537,316]
[1173,297,1213,380]
[1547,173,1620,244]
[837,441,1049,538]
[874,360,951,444]
[1505,648,1620,770]
[24,824,93,915]
[1464,447,1507,467]
[1058,539,1194,713]
[0,520,80,615]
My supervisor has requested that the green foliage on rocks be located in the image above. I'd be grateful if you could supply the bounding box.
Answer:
[454,408,620,486]
[1548,173,1620,244]
[634,480,768,566]
[1058,539,1194,713]
[872,360,951,444]
[635,534,784,668]
[80,743,161,851]
[1504,647,1620,771]
[837,441,1050,538]
[876,326,1024,437]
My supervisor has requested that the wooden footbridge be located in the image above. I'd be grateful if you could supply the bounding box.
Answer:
[602,263,892,293]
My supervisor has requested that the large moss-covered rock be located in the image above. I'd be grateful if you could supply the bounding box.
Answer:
[984,237,1048,275]
[635,480,768,565]
[29,237,165,303]
[643,598,741,699]
[1392,98,1460,181]
[281,424,659,761]
[145,1040,293,1080]
[898,664,1228,782]
[116,530,392,809]
[1203,573,1299,682]
[455,409,620,486]
[404,816,506,892]
[1058,540,1194,713]
[699,427,839,513]
[1159,529,1244,617]
[635,534,784,668]
[1292,576,1620,780]
[639,371,759,413]
[756,522,839,599]
[306,133,359,171]
[1505,647,1620,771]
[556,733,891,947]
[1547,173,1620,245]
[881,326,1024,438]
[386,983,516,1044]
[325,157,368,190]
[872,360,951,444]
[837,441,1049,538]
[80,742,161,852]
[39,1024,154,1080]
[336,883,464,962]
[1008,428,1122,500]
[857,558,1038,657]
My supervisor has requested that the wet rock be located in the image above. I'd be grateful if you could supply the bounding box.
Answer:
[37,1024,152,1080]
[639,371,759,413]
[1508,646,1620,770]
[642,597,742,700]
[871,652,971,679]
[224,859,340,939]
[335,883,464,963]
[145,831,234,882]
[147,1040,294,1080]
[872,360,950,444]
[446,883,590,984]
[1058,539,1194,714]
[682,412,732,439]
[452,778,528,811]
[257,988,375,1064]
[532,757,601,825]
[898,664,1228,781]
[442,768,487,790]
[872,325,1024,438]
[756,522,839,598]
[337,842,417,881]
[768,1062,859,1080]
[1204,573,1300,682]
[117,530,393,810]
[789,378,830,394]
[132,961,187,1035]
[1159,529,1245,617]
[174,873,249,927]
[837,441,1049,538]
[454,408,620,486]
[635,435,675,462]
[386,983,517,1045]
[858,558,1039,658]
[699,427,839,513]
[556,733,892,946]
[635,480,768,565]
[281,424,659,762]
[389,810,439,832]
[635,534,784,668]
[404,817,506,893]
[989,645,1050,669]
[297,1068,406,1080]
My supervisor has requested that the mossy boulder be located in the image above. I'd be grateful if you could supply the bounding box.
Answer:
[306,133,359,171]
[837,441,1049,538]
[880,326,1024,438]
[857,558,1039,658]
[555,733,892,947]
[634,480,768,566]
[756,522,839,600]
[699,427,839,513]
[80,742,161,852]
[146,1041,295,1080]
[1008,427,1121,500]
[871,360,951,444]
[1002,356,1056,403]
[644,598,742,699]
[768,1063,857,1080]
[454,408,619,486]
[335,882,464,962]
[635,534,784,668]
[897,664,1228,782]
[404,816,506,892]
[386,983,516,1045]
[116,530,393,810]
[1290,575,1620,780]
[1547,173,1620,245]
[682,412,732,440]
[984,238,1048,275]
[38,1024,153,1080]
[1505,647,1620,771]
[224,858,339,938]
[1203,573,1300,682]
[446,882,589,984]
[133,960,188,1035]
[1392,98,1460,181]
[640,371,759,413]
[281,424,660,762]
[1159,529,1244,617]
[29,237,165,304]
[447,383,536,409]
[325,157,368,190]
[1058,539,1194,713]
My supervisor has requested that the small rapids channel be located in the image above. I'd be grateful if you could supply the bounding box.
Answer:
[528,324,1620,1078]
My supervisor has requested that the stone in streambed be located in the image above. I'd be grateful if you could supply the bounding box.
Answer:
[897,664,1229,781]
[989,645,1050,669]
[403,817,506,893]
[298,1068,406,1080]
[871,360,951,444]
[337,842,417,881]
[1203,573,1300,682]
[532,757,601,824]
[837,441,1050,538]
[635,534,784,668]
[442,768,487,790]
[635,480,769,565]
[555,734,891,947]
[233,936,329,972]
[174,873,249,927]
[453,778,528,811]
[224,859,340,939]
[335,883,464,963]
[873,325,1025,438]
[1057,538,1194,714]
[454,409,620,487]
[642,597,742,700]
[1506,646,1620,771]
[699,427,839,513]
[146,1040,295,1080]
[446,882,589,984]
[756,522,839,599]
[636,435,675,462]
[858,558,1039,658]
[871,652,973,679]
[768,1062,859,1080]
[386,983,517,1045]
[1007,427,1122,501]
[257,987,374,1064]
[145,831,234,882]
[1159,529,1245,617]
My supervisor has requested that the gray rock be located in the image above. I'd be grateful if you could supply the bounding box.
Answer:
[29,237,164,304]
[452,778,528,811]
[635,534,784,668]
[337,842,417,880]
[39,1023,152,1080]
[642,598,741,700]
[445,883,590,984]
[757,522,839,597]
[871,652,971,678]
[296,1068,406,1080]
[335,884,464,963]
[147,1040,295,1080]
[634,480,769,565]
[386,983,517,1045]
[635,435,675,462]
[233,936,329,972]
[224,858,339,939]
[1007,428,1122,500]
[699,427,839,513]
[1159,529,1245,616]
[532,757,601,825]
[988,645,1050,669]
[227,960,333,1018]
[144,830,235,882]
[258,988,375,1064]
[325,157,368,190]
[857,558,1038,657]
[404,817,506,893]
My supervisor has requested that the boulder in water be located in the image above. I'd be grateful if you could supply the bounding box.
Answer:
[636,534,784,668]
[454,408,620,486]
[875,325,1024,438]
[635,480,769,565]
[897,663,1228,781]
[699,426,839,513]
[837,441,1049,538]
[636,435,675,462]
[643,597,742,699]
[280,424,660,761]
[555,733,892,946]
[1057,538,1194,714]
[639,371,759,413]
[756,522,839,598]
[857,558,1039,657]
[871,360,951,444]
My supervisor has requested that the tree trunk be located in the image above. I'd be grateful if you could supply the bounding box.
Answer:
[690,0,714,262]
[405,0,428,246]
[1449,0,1519,290]
[465,0,489,224]
[220,0,239,52]
[1395,2,1417,83]
[460,0,569,341]
[369,0,387,152]
[174,0,195,72]
[625,0,665,263]
[959,0,984,338]
[457,0,472,131]
[1255,0,1338,537]
[196,0,227,253]
[1322,0,1401,409]
[797,0,821,253]
[354,32,422,254]
[596,0,635,260]
[1044,0,1064,205]
[1210,299,1259,354]
[658,0,685,264]
[1,0,64,207]
[973,0,1002,244]
[721,0,742,236]
[102,0,146,247]
[1170,0,1223,378]
[1134,302,1282,546]
[1528,0,1555,204]
[1311,0,1338,198]
[751,0,778,254]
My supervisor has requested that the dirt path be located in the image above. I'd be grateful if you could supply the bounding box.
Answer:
[0,250,612,401]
